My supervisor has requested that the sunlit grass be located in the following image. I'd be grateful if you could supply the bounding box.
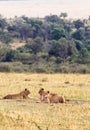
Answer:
[0,73,90,130]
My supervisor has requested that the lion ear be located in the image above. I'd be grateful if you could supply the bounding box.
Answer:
[25,88,27,91]
[47,91,50,93]
[41,88,44,90]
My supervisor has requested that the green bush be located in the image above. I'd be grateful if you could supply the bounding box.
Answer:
[0,63,12,72]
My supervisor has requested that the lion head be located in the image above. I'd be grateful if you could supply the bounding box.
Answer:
[38,88,49,102]
[21,88,30,98]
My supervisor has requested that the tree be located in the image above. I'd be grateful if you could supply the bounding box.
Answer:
[0,15,7,31]
[88,16,90,21]
[72,28,85,40]
[49,38,77,62]
[18,24,32,40]
[41,22,51,42]
[74,40,84,51]
[0,31,13,44]
[60,12,68,19]
[26,37,44,54]
[73,20,84,29]
[77,48,90,64]
[85,26,90,42]
[49,38,68,62]
[30,19,43,38]
[44,15,60,23]
[5,49,16,62]
[0,46,10,61]
[51,27,66,40]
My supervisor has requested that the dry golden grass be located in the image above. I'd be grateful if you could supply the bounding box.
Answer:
[10,41,26,50]
[0,73,90,130]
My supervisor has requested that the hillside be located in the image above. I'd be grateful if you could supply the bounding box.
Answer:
[0,14,90,73]
[9,40,26,50]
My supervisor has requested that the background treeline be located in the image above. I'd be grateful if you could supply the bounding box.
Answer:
[0,13,90,73]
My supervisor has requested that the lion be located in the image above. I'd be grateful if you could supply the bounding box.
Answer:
[38,88,49,102]
[38,88,66,103]
[3,88,30,99]
[45,92,66,103]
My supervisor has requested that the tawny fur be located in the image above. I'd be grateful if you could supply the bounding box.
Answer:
[38,88,65,103]
[45,93,65,103]
[3,88,30,99]
[38,88,49,103]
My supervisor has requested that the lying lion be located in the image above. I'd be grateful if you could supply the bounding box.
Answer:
[38,88,65,103]
[45,92,65,103]
[3,88,30,99]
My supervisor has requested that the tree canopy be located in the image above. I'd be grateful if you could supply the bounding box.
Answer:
[0,13,90,73]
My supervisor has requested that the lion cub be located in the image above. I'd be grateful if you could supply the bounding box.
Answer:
[3,88,30,99]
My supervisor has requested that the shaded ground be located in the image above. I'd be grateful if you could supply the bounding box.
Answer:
[0,98,90,107]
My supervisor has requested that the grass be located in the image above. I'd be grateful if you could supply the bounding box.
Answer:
[0,73,90,130]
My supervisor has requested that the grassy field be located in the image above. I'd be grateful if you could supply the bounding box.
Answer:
[0,73,90,130]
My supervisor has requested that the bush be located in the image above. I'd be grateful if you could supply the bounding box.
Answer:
[55,63,90,73]
[0,62,30,73]
[0,63,12,72]
[0,62,90,73]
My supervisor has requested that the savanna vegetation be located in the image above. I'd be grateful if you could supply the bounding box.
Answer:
[0,73,90,130]
[0,13,90,73]
[0,12,90,130]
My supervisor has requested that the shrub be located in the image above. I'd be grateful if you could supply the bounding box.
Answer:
[0,63,12,72]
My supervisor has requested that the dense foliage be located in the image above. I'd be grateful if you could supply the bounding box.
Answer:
[0,14,90,73]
